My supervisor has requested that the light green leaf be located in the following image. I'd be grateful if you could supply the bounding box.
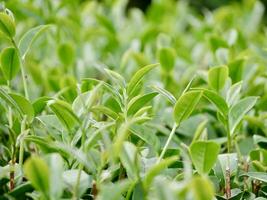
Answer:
[143,156,178,189]
[46,154,64,199]
[201,89,228,117]
[104,68,126,87]
[127,92,158,116]
[48,100,80,131]
[191,176,214,200]
[226,81,242,106]
[173,91,202,125]
[130,124,160,152]
[229,97,258,135]
[190,141,220,174]
[9,93,35,122]
[157,47,176,72]
[120,142,139,180]
[150,85,176,105]
[91,105,118,120]
[245,172,267,183]
[63,170,92,197]
[0,12,15,38]
[23,156,50,198]
[127,63,159,96]
[18,25,51,59]
[208,65,228,91]
[0,47,20,81]
[32,96,51,115]
[57,42,74,66]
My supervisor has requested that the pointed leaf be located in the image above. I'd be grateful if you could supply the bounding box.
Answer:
[127,92,158,116]
[49,100,80,131]
[173,91,202,125]
[0,12,15,38]
[127,63,159,96]
[229,97,258,135]
[0,47,20,81]
[18,25,51,59]
[208,65,228,91]
[202,89,228,117]
[151,85,176,105]
[9,93,34,122]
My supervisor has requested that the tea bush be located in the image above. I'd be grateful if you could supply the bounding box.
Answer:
[0,0,267,199]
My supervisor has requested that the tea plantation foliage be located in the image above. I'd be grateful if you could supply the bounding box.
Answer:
[0,0,267,199]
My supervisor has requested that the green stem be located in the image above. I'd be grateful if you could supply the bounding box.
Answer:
[157,123,178,163]
[19,117,27,169]
[226,123,231,153]
[226,123,231,199]
[73,127,86,200]
[11,38,29,99]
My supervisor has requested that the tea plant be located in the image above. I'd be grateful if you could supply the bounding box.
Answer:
[0,0,267,199]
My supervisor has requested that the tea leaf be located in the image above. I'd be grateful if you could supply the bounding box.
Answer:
[229,96,258,135]
[190,141,220,174]
[173,91,202,125]
[208,65,228,91]
[48,100,80,131]
[0,12,15,38]
[23,156,50,198]
[127,63,159,96]
[127,92,158,116]
[9,93,34,122]
[18,25,51,59]
[0,47,20,81]
[191,176,215,200]
[157,47,176,72]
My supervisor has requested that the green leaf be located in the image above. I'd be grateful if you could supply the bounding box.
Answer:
[244,172,267,183]
[130,124,160,152]
[91,105,118,120]
[0,12,15,38]
[57,42,75,66]
[0,88,34,122]
[190,141,220,174]
[208,65,228,91]
[18,25,51,59]
[192,119,208,143]
[32,96,51,115]
[8,182,33,198]
[48,100,80,131]
[150,85,176,105]
[97,180,131,200]
[46,154,64,199]
[63,170,92,197]
[120,142,139,180]
[201,89,228,117]
[127,92,158,116]
[104,68,126,87]
[23,156,50,198]
[191,176,215,200]
[226,81,242,106]
[157,47,176,72]
[113,117,151,156]
[0,47,20,81]
[127,63,159,96]
[143,156,178,189]
[9,93,35,122]
[228,96,258,135]
[173,91,202,125]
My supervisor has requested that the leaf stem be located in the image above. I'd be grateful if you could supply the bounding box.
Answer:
[157,123,178,163]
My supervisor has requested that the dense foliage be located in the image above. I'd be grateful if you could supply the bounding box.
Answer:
[0,0,267,199]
